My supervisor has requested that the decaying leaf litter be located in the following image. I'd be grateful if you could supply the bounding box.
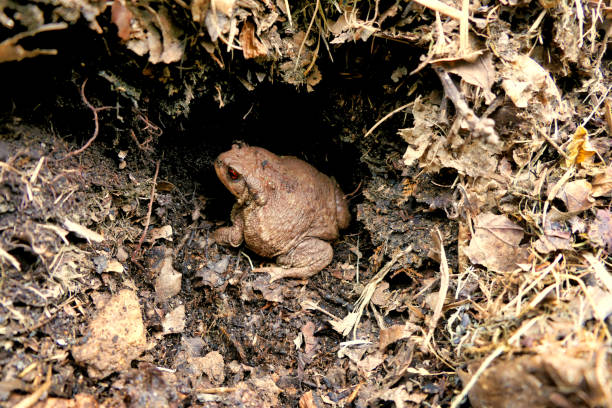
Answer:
[1,0,611,406]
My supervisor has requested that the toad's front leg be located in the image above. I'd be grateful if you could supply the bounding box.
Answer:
[213,215,244,248]
[253,238,333,282]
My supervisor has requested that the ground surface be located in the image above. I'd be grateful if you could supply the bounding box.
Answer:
[1,0,612,407]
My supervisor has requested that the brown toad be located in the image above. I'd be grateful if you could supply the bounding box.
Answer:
[213,144,350,282]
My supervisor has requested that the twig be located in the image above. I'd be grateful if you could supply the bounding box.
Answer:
[62,79,112,160]
[344,180,363,199]
[434,67,498,143]
[364,102,413,137]
[581,84,612,127]
[538,128,569,160]
[0,22,68,63]
[132,160,160,260]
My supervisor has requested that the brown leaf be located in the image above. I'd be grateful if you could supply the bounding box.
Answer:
[125,6,184,64]
[500,55,569,124]
[565,126,596,167]
[211,0,236,16]
[460,351,612,408]
[301,321,318,356]
[464,213,530,273]
[111,0,132,41]
[147,225,173,242]
[533,222,572,253]
[191,0,210,23]
[557,179,594,212]
[443,53,496,103]
[239,21,268,59]
[588,209,612,251]
[379,323,418,350]
[299,391,317,408]
[591,166,612,197]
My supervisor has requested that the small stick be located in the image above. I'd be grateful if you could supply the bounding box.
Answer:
[62,79,112,160]
[132,160,160,260]
[434,67,498,143]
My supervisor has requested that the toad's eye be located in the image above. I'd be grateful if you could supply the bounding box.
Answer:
[228,167,240,180]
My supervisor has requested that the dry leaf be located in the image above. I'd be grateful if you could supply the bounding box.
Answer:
[250,275,285,302]
[299,391,317,408]
[464,213,530,273]
[301,321,317,356]
[460,351,612,408]
[356,351,385,374]
[443,53,496,103]
[191,0,210,23]
[556,179,594,212]
[125,6,184,64]
[148,225,173,242]
[239,21,267,59]
[591,166,612,197]
[588,209,612,251]
[28,394,98,408]
[401,97,440,167]
[500,55,569,124]
[379,323,418,350]
[565,126,596,167]
[211,0,236,16]
[533,222,572,253]
[111,0,132,41]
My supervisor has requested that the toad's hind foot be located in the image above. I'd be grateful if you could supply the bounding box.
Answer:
[253,238,333,282]
[253,266,318,282]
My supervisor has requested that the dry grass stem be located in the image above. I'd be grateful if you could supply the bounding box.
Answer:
[331,249,409,338]
[450,317,541,408]
[411,0,463,20]
[423,229,449,350]
[14,366,52,408]
[364,102,413,137]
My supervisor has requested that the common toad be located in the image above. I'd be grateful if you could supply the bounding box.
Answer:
[213,144,350,281]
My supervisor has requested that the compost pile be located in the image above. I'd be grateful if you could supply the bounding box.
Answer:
[0,0,611,407]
